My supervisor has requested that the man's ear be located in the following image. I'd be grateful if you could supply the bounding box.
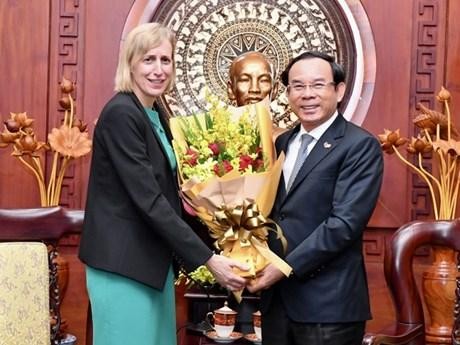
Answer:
[336,82,346,103]
[270,81,280,101]
[227,80,236,102]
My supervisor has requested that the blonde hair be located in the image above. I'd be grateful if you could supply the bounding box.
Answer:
[114,22,176,93]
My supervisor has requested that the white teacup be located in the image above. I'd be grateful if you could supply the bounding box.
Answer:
[206,301,237,338]
[253,310,262,340]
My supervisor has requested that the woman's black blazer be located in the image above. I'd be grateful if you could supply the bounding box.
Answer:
[79,92,212,290]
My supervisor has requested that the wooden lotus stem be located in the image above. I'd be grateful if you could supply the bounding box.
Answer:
[445,99,452,142]
[18,156,47,206]
[419,153,442,194]
[32,156,45,182]
[446,157,457,213]
[52,157,70,205]
[438,152,453,220]
[438,153,447,218]
[424,129,433,144]
[30,156,48,206]
[417,152,442,219]
[47,151,60,206]
[393,146,439,219]
[68,95,74,128]
[451,169,460,217]
[446,159,460,218]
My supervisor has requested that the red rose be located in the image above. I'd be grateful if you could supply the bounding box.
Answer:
[239,154,253,171]
[252,158,264,172]
[213,160,233,176]
[213,163,220,176]
[185,148,199,166]
[223,160,233,173]
[208,142,220,156]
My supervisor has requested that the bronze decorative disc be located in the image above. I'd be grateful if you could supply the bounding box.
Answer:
[152,0,356,128]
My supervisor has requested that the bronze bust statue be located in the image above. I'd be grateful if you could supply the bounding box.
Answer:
[227,51,279,107]
[227,51,285,139]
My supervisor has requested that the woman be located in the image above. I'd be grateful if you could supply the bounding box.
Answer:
[79,23,247,345]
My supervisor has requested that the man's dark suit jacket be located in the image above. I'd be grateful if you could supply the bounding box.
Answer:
[79,92,212,290]
[262,114,383,323]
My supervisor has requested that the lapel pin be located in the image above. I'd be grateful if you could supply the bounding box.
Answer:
[323,141,332,149]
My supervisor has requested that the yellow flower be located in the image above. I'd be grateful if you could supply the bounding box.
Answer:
[48,125,92,158]
[175,93,265,182]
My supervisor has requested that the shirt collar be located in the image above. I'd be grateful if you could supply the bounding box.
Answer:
[298,111,338,141]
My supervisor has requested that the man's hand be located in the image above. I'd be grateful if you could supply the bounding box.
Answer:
[205,254,249,291]
[247,264,285,293]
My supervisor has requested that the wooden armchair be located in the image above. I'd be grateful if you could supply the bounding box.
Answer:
[0,207,84,345]
[363,220,460,345]
[0,242,50,345]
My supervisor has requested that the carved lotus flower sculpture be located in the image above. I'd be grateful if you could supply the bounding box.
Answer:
[0,77,92,206]
[48,126,91,158]
[378,87,459,220]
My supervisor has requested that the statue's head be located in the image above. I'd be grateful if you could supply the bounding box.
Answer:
[227,52,279,106]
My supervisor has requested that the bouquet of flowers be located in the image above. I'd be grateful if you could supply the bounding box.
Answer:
[170,94,291,300]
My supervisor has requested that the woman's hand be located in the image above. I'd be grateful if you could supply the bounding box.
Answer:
[205,254,249,291]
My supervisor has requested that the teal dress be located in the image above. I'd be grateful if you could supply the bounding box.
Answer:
[85,108,178,345]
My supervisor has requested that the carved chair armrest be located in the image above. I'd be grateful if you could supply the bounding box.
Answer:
[0,206,84,241]
[362,323,424,345]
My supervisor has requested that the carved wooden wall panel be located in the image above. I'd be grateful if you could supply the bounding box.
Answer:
[360,0,414,227]
[409,0,448,220]
[445,3,460,118]
[0,1,51,207]
[49,0,84,209]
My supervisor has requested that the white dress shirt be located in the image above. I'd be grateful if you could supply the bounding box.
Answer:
[283,112,338,189]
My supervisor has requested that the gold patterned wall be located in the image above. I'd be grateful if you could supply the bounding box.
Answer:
[124,0,375,128]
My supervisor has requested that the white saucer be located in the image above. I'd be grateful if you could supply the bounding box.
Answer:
[59,334,77,345]
[205,331,243,343]
[244,333,262,344]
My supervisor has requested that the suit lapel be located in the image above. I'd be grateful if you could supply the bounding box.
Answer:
[286,115,347,195]
[276,127,300,199]
[128,93,171,164]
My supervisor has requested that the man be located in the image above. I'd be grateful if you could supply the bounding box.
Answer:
[227,51,279,106]
[247,51,383,345]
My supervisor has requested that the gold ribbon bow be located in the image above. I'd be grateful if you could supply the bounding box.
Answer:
[208,199,291,281]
